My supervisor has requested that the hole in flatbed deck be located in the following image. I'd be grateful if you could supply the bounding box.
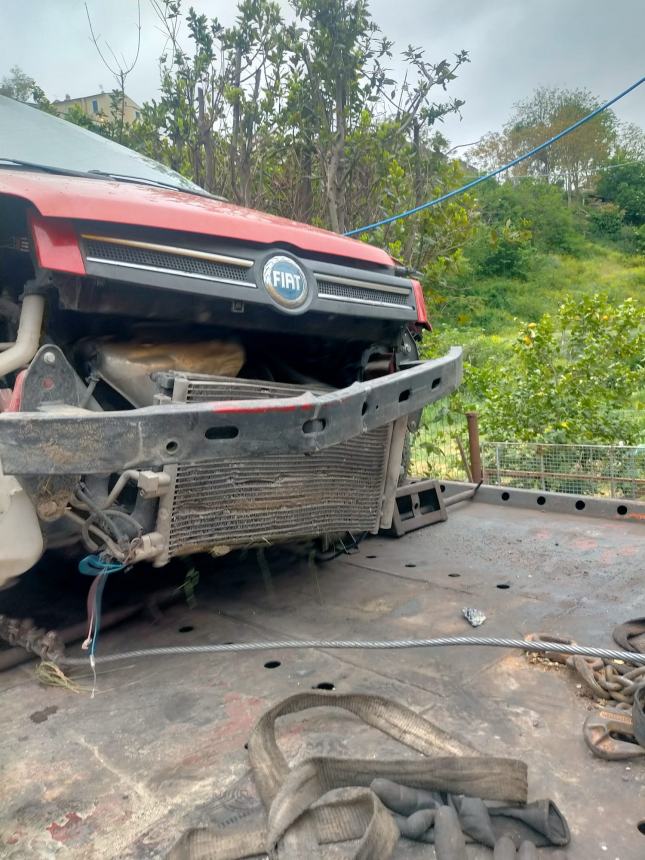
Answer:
[638,820,645,834]
[501,491,510,501]
[617,504,628,516]
[575,500,586,510]
[314,682,335,690]
[264,661,281,669]
[496,583,511,590]
[537,496,546,506]
[448,573,461,578]
[178,625,194,633]
[405,563,416,568]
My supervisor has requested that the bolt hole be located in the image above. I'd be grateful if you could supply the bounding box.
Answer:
[536,496,546,506]
[638,820,645,835]
[314,682,335,690]
[244,742,248,750]
[617,505,628,516]
[405,563,416,568]
[166,439,179,453]
[366,555,377,559]
[448,573,461,578]
[398,389,411,402]
[439,484,446,492]
[496,583,511,590]
[264,660,281,669]
[575,500,586,511]
[205,425,239,440]
[178,625,194,633]
[303,418,326,434]
[501,491,510,501]
[431,377,441,389]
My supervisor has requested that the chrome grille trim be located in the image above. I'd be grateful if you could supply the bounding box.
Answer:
[83,237,255,286]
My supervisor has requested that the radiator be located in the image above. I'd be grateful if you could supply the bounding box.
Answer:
[155,375,392,560]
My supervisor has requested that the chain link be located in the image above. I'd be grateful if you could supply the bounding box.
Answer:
[0,614,66,663]
[528,633,645,710]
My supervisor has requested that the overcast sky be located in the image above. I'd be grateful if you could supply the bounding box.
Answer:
[1,0,643,147]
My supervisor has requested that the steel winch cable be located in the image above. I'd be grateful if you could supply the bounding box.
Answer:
[61,635,645,666]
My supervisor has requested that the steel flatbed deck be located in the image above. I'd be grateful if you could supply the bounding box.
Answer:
[1,496,643,858]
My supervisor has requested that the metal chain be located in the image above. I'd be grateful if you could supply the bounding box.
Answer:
[527,634,645,710]
[568,655,645,710]
[0,614,66,663]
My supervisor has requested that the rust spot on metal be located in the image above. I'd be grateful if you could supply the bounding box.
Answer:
[47,812,83,843]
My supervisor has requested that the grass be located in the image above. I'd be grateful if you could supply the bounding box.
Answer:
[430,238,644,337]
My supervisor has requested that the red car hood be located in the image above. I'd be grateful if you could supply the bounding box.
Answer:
[0,170,392,268]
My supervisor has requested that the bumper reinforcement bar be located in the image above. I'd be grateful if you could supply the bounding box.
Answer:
[0,348,461,476]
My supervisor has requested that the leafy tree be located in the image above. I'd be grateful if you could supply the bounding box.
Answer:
[0,66,36,101]
[472,88,617,203]
[596,157,645,226]
[476,179,578,253]
[468,294,644,444]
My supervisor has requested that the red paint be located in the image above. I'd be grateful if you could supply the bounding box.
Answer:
[210,401,315,414]
[411,279,430,329]
[28,212,85,275]
[2,170,393,268]
[47,812,83,843]
[7,369,26,411]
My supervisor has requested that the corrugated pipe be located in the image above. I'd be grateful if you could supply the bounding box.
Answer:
[0,294,45,378]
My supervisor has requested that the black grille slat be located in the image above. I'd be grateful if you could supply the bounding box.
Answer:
[84,240,251,283]
[317,280,410,307]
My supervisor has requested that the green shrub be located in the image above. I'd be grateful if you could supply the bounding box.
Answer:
[588,202,624,237]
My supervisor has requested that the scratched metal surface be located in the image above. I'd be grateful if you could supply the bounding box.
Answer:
[0,501,643,859]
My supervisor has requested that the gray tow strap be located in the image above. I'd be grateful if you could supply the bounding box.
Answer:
[167,692,528,860]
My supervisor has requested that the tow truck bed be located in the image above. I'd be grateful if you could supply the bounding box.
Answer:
[1,499,643,858]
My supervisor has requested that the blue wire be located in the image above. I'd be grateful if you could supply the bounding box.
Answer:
[78,554,125,576]
[78,554,125,658]
[344,74,645,236]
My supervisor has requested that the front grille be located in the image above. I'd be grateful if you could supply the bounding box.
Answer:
[317,280,410,307]
[161,377,390,556]
[84,239,252,283]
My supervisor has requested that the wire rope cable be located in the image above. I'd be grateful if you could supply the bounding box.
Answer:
[62,636,645,666]
[344,74,645,236]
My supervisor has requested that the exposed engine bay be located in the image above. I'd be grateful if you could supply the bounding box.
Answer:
[0,204,453,585]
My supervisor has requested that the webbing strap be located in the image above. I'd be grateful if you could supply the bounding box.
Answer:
[167,692,528,859]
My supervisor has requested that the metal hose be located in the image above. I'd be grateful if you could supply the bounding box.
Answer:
[0,293,45,378]
[62,636,645,666]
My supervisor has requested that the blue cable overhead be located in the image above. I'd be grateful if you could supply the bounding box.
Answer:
[345,74,645,237]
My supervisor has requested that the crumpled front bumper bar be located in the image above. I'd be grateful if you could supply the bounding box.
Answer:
[0,348,462,476]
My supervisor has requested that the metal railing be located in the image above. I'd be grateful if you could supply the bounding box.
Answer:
[411,407,645,501]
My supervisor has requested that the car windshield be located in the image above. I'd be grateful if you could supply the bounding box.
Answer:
[0,95,210,197]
